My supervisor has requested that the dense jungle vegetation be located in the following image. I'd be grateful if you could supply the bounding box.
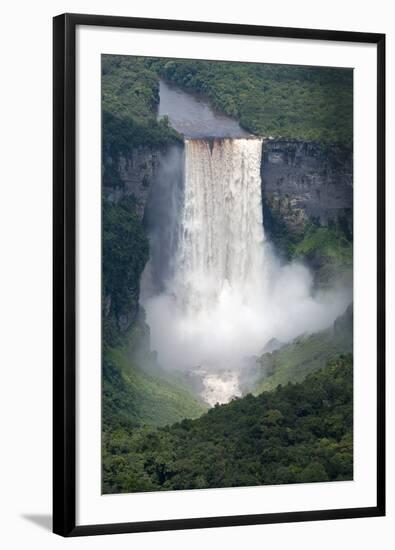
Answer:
[102,55,181,151]
[102,55,182,189]
[103,343,207,432]
[103,355,353,493]
[102,197,149,346]
[148,58,353,146]
[253,304,352,393]
[103,54,353,149]
[266,217,353,286]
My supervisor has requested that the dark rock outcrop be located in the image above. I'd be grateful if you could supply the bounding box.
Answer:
[261,140,353,234]
[103,147,159,219]
[102,147,158,335]
[102,143,184,335]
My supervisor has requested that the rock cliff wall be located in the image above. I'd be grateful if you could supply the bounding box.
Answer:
[103,147,159,218]
[103,147,159,336]
[103,139,352,334]
[102,144,184,336]
[261,140,353,235]
[105,138,353,243]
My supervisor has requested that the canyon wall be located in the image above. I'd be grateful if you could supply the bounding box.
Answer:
[103,139,353,334]
[103,147,159,218]
[106,140,353,230]
[261,140,353,235]
[102,144,184,336]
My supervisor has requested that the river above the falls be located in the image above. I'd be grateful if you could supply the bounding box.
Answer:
[158,79,251,138]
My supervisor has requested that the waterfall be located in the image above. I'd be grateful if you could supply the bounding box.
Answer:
[144,137,270,380]
[174,138,266,314]
[143,136,350,404]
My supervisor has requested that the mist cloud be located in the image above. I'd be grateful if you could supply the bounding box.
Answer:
[142,139,351,372]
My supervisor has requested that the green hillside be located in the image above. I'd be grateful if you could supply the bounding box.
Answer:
[103,355,353,494]
[103,344,207,431]
[253,304,353,393]
[292,223,353,287]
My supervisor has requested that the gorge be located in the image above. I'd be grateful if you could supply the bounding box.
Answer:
[102,56,354,493]
[103,75,353,406]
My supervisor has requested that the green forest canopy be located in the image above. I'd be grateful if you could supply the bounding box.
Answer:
[148,57,353,145]
[103,54,353,147]
[102,55,181,158]
[103,355,353,493]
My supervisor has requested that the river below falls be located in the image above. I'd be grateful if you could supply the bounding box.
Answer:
[200,371,241,407]
[193,367,242,407]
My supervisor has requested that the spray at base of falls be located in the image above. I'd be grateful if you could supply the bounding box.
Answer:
[195,367,242,407]
[143,138,351,406]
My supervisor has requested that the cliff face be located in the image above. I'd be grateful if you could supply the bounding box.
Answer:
[261,140,353,234]
[105,138,353,237]
[102,147,158,337]
[103,147,159,218]
[103,138,352,336]
[102,144,184,337]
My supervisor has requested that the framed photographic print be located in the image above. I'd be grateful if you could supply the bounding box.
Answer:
[53,13,386,537]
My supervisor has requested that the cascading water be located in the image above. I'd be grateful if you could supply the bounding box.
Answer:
[144,137,268,403]
[174,138,266,315]
[143,136,350,405]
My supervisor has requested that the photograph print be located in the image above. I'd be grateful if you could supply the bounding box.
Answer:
[102,55,353,494]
